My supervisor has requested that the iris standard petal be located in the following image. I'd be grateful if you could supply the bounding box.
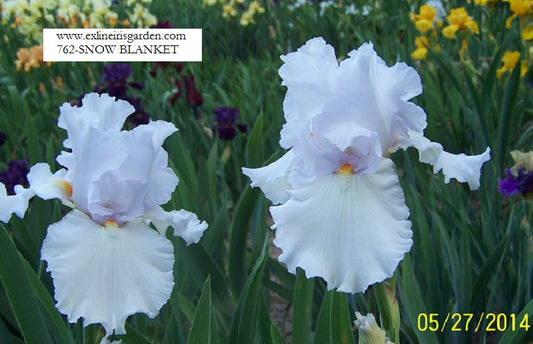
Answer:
[62,113,178,224]
[0,183,34,222]
[68,126,128,216]
[145,149,179,209]
[279,37,338,89]
[279,83,327,149]
[41,210,174,336]
[58,93,134,139]
[337,42,427,150]
[127,121,179,209]
[242,150,294,205]
[270,159,412,293]
[145,206,208,245]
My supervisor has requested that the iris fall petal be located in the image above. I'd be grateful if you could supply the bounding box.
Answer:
[270,159,412,293]
[41,209,174,336]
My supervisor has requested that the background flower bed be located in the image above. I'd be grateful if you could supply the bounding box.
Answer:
[0,0,532,343]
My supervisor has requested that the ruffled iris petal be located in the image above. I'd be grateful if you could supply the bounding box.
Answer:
[26,163,73,206]
[270,159,412,293]
[337,42,427,149]
[146,206,208,245]
[58,96,179,224]
[58,93,134,139]
[279,37,338,88]
[41,210,174,336]
[0,183,34,222]
[242,151,294,205]
[398,130,491,190]
[433,148,491,190]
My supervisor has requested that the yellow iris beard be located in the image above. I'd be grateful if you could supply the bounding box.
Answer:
[337,164,355,175]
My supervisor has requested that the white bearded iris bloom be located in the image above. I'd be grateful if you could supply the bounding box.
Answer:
[242,38,490,293]
[0,93,207,339]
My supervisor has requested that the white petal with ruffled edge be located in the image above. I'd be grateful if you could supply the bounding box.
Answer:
[60,112,179,224]
[58,93,134,148]
[397,130,491,190]
[270,159,412,293]
[0,184,35,223]
[242,151,294,205]
[279,37,338,91]
[26,163,73,207]
[145,206,208,245]
[433,148,491,190]
[41,210,174,336]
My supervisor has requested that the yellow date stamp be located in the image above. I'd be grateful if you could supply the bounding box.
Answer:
[417,313,530,332]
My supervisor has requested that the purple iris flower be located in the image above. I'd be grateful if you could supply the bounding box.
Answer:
[498,169,519,196]
[102,63,133,98]
[213,107,247,141]
[0,159,29,195]
[94,63,150,127]
[517,169,533,194]
[123,96,150,127]
[498,168,533,197]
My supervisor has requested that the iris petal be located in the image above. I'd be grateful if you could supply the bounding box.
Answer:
[242,151,294,204]
[41,210,174,336]
[146,206,208,245]
[26,163,73,206]
[0,183,34,222]
[270,159,412,293]
[398,130,491,190]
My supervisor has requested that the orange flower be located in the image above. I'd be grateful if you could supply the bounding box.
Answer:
[15,45,48,72]
[15,48,31,72]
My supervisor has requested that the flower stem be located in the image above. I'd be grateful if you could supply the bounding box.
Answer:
[374,277,400,343]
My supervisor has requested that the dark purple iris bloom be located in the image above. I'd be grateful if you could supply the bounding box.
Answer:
[0,159,29,195]
[517,168,533,194]
[498,168,533,197]
[0,131,6,146]
[102,63,133,98]
[94,64,150,127]
[123,96,150,126]
[498,169,519,196]
[214,107,247,141]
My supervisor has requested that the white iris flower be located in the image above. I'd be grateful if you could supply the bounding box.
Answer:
[1,93,207,339]
[242,38,490,293]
